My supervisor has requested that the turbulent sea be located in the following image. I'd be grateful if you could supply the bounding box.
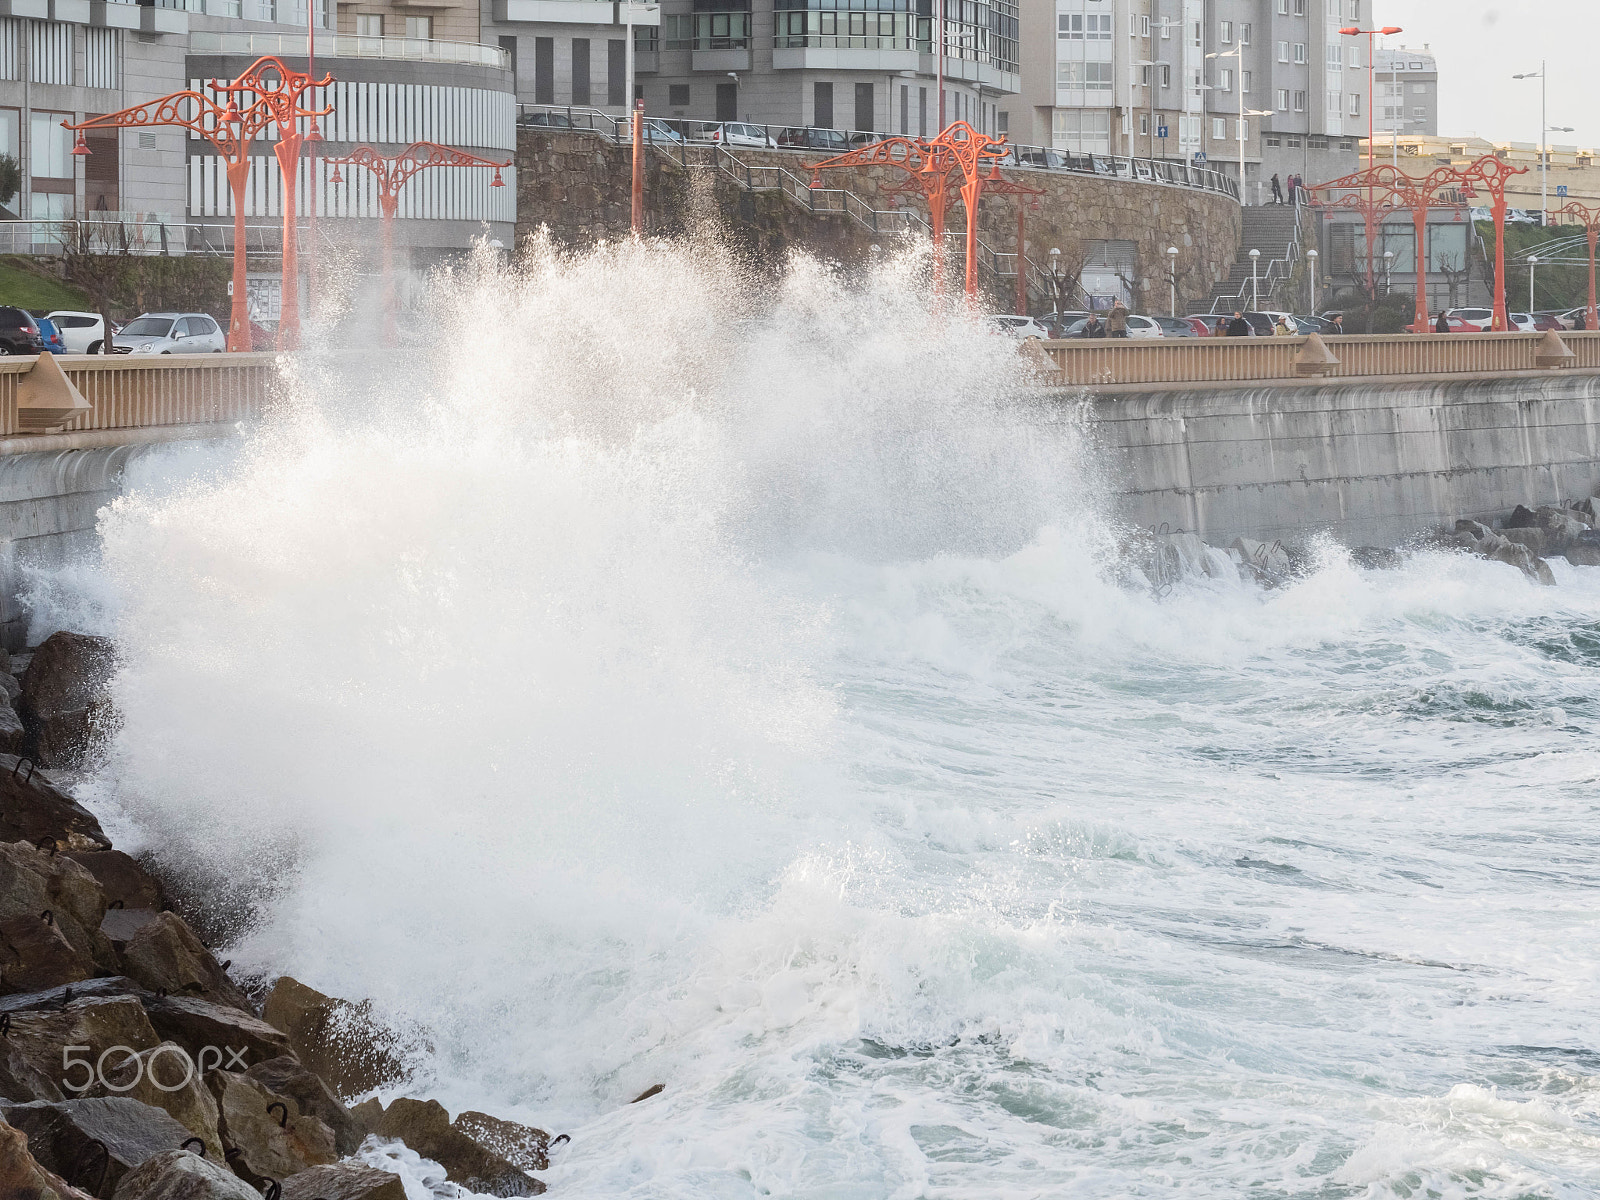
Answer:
[41,238,1600,1198]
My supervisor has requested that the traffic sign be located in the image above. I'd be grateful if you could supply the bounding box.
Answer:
[1193,151,1208,164]
[1558,184,1569,197]
[1158,125,1169,139]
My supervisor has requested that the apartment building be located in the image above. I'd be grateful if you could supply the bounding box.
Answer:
[477,0,1020,137]
[1372,43,1435,140]
[1010,0,1371,201]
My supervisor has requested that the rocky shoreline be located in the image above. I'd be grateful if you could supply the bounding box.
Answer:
[0,633,560,1199]
[1129,498,1600,592]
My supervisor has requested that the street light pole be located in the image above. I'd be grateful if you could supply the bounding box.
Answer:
[1338,24,1402,170]
[1306,246,1318,314]
[1529,253,1538,312]
[1167,245,1178,315]
[1249,246,1260,309]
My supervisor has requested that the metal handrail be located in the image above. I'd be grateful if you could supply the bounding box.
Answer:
[516,103,1241,202]
[1209,199,1307,313]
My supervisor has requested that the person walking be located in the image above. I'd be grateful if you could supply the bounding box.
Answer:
[1106,300,1129,338]
[1226,309,1253,336]
[1274,315,1293,335]
[1434,310,1451,333]
[1271,174,1285,204]
[1329,313,1344,335]
[1078,313,1105,338]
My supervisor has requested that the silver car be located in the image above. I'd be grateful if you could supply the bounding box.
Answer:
[113,313,226,354]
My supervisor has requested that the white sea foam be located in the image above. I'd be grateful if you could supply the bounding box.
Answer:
[45,235,1600,1196]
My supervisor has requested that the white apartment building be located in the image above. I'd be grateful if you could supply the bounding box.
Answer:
[1011,0,1377,199]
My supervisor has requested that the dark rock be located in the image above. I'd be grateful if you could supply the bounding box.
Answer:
[0,1117,89,1200]
[1349,546,1402,570]
[453,1110,550,1174]
[1501,527,1549,556]
[142,996,290,1075]
[1232,537,1292,586]
[107,1147,258,1200]
[1534,506,1587,553]
[1508,504,1539,527]
[2,1096,197,1197]
[278,1163,407,1200]
[207,1071,337,1188]
[244,1056,360,1157]
[20,633,117,770]
[119,914,252,1014]
[2,995,160,1104]
[0,977,144,1014]
[347,1097,383,1141]
[89,1042,224,1162]
[0,703,24,756]
[1570,497,1596,521]
[0,841,116,995]
[375,1099,544,1196]
[260,977,406,1098]
[64,852,166,913]
[1567,544,1600,567]
[1488,540,1557,585]
[101,908,162,947]
[0,1033,67,1103]
[0,756,110,851]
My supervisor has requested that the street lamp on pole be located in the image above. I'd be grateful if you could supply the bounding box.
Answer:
[1529,253,1539,312]
[1206,47,1270,204]
[1249,247,1260,309]
[1383,249,1394,296]
[1338,24,1403,170]
[1167,245,1178,316]
[1306,247,1318,314]
[1048,246,1062,315]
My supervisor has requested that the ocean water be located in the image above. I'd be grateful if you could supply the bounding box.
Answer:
[49,237,1600,1199]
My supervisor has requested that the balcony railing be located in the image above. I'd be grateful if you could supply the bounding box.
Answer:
[187,32,510,70]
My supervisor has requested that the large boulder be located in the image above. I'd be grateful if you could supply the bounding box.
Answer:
[1533,506,1588,553]
[118,913,252,1014]
[1500,526,1549,556]
[64,851,167,912]
[0,841,116,994]
[2,1097,198,1197]
[453,1111,550,1174]
[0,1034,68,1102]
[19,633,117,770]
[0,756,110,851]
[0,1117,91,1200]
[260,977,406,1098]
[142,995,290,1074]
[207,1071,336,1188]
[244,1057,360,1157]
[2,994,161,1099]
[108,1148,259,1200]
[1232,537,1293,586]
[0,703,25,756]
[1488,539,1557,585]
[374,1098,544,1196]
[89,1042,225,1162]
[278,1162,406,1200]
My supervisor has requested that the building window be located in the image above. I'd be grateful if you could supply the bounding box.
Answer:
[1276,88,1289,110]
[1052,108,1110,153]
[1057,60,1113,90]
[1140,15,1149,36]
[1220,20,1232,44]
[30,111,72,178]
[669,83,690,107]
[571,38,589,104]
[1326,93,1340,114]
[1219,68,1232,92]
[607,39,625,106]
[814,80,832,126]
[1412,83,1426,94]
[1212,117,1225,140]
[1160,19,1169,38]
[1240,23,1250,45]
[1349,0,1360,17]
[535,36,553,102]
[404,15,431,38]
[1413,106,1426,119]
[1160,64,1171,87]
[1139,113,1149,134]
[354,13,380,35]
[1277,0,1287,12]
[1293,42,1306,63]
[1242,70,1251,92]
[694,0,750,52]
[1347,45,1361,68]
[1349,92,1361,116]
[28,22,70,86]
[1294,90,1306,111]
[1326,46,1342,70]
[84,26,117,89]
[1058,13,1111,40]
[663,15,691,49]
[1294,0,1305,12]
[1277,41,1288,62]
[1140,64,1151,85]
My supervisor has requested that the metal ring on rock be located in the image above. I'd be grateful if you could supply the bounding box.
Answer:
[267,1101,289,1128]
[180,1137,206,1157]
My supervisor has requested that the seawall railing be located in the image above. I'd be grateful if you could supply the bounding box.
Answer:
[1041,331,1600,388]
[0,354,276,443]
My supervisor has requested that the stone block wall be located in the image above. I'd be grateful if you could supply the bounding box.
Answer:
[515,129,1242,311]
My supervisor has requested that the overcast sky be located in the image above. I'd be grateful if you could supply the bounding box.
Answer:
[1377,0,1597,147]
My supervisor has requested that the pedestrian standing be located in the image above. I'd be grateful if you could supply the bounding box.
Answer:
[1107,300,1129,339]
[1079,313,1105,338]
[1434,310,1450,333]
[1274,315,1293,335]
[1271,174,1285,204]
[1226,309,1253,336]
[1329,313,1344,335]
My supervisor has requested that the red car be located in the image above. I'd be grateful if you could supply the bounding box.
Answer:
[1531,312,1567,331]
[1183,315,1219,336]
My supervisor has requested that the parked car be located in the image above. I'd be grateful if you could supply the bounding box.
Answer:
[776,127,850,152]
[1152,315,1198,337]
[522,111,575,129]
[112,312,226,354]
[1508,311,1537,331]
[708,122,773,149]
[1406,314,1479,333]
[1290,314,1336,334]
[1444,307,1494,331]
[0,306,44,355]
[32,316,65,355]
[1559,306,1595,330]
[989,315,1053,340]
[44,310,108,354]
[1058,313,1163,338]
[1041,310,1092,337]
[1187,313,1227,335]
[1530,311,1568,331]
[640,119,687,145]
[1182,316,1215,336]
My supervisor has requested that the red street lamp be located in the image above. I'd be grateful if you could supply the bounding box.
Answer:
[1338,24,1403,171]
[1555,200,1600,332]
[64,56,332,352]
[322,141,511,345]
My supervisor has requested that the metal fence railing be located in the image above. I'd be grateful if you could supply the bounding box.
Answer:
[516,103,1241,202]
[188,31,509,69]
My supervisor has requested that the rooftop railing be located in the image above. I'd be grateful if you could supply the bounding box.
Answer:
[188,32,510,70]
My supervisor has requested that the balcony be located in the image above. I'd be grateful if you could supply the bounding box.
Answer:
[691,47,748,72]
[772,36,918,73]
[187,31,511,69]
[0,0,47,17]
[89,0,138,25]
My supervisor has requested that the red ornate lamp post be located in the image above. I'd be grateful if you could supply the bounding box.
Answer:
[324,141,510,344]
[65,56,331,352]
[1555,200,1600,332]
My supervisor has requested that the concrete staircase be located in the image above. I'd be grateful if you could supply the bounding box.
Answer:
[1202,203,1305,312]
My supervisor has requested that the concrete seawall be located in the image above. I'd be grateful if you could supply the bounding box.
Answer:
[1080,373,1600,547]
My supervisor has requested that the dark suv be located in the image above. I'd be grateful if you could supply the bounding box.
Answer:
[0,307,44,355]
